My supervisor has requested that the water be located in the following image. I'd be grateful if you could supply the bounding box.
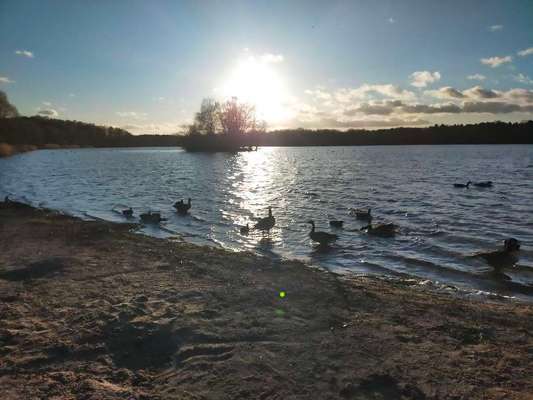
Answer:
[1,145,533,300]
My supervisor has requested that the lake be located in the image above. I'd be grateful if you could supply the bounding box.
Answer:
[1,145,532,300]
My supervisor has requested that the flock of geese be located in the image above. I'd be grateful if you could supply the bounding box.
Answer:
[122,200,397,247]
[118,179,523,275]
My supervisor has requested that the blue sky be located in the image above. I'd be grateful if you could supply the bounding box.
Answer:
[1,0,532,133]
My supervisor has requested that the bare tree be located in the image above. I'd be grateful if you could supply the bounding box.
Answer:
[0,90,19,118]
[219,97,258,136]
[189,98,220,135]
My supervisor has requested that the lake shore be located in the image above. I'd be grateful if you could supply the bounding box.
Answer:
[0,201,532,399]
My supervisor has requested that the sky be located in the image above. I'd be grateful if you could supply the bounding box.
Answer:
[1,0,532,134]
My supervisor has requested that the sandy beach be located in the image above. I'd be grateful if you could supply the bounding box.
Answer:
[0,201,532,399]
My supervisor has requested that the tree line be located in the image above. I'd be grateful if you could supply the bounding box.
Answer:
[1,90,532,149]
[248,121,533,146]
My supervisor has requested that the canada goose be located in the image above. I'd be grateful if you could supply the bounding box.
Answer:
[254,207,275,234]
[329,220,344,228]
[473,181,493,188]
[474,238,520,271]
[308,220,338,245]
[140,211,164,224]
[122,207,133,217]
[174,198,191,215]
[453,181,472,188]
[361,223,397,237]
[350,208,372,220]
[240,223,250,235]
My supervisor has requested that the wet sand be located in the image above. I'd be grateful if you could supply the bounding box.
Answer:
[0,201,532,399]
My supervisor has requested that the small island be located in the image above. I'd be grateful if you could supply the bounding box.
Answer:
[181,97,265,152]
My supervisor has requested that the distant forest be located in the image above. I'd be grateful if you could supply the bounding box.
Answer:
[0,116,177,148]
[256,121,533,146]
[1,116,532,150]
[1,90,532,150]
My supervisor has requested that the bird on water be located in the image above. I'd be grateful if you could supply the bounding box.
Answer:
[254,207,275,234]
[307,220,338,245]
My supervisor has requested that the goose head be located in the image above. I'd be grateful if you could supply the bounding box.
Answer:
[504,238,520,252]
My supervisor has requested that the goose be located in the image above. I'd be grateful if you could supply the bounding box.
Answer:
[174,198,191,215]
[473,238,520,272]
[140,211,164,224]
[473,181,493,188]
[350,208,372,220]
[254,207,275,234]
[453,181,472,188]
[329,220,344,228]
[122,207,133,217]
[240,223,250,235]
[308,220,338,245]
[361,223,397,237]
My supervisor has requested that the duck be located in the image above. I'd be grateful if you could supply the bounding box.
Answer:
[140,211,164,224]
[254,207,275,234]
[350,208,372,220]
[473,181,493,188]
[360,223,397,237]
[122,207,133,217]
[308,220,338,245]
[329,220,344,228]
[453,181,472,188]
[473,238,520,272]
[174,198,191,215]
[240,223,250,235]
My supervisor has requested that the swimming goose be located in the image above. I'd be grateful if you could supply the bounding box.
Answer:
[474,238,520,272]
[473,181,493,188]
[350,208,372,220]
[240,223,250,235]
[329,220,344,228]
[254,207,275,234]
[122,207,133,217]
[308,220,338,245]
[453,181,472,188]
[174,198,191,215]
[360,223,397,237]
[140,211,164,224]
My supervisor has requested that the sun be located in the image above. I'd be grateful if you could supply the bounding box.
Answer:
[219,56,293,124]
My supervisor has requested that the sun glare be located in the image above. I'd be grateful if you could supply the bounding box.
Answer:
[220,57,293,124]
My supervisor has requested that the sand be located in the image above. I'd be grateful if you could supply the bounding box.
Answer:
[0,201,532,399]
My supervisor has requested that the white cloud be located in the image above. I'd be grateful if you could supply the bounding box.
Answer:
[15,49,34,58]
[37,108,59,117]
[425,86,465,99]
[116,111,148,120]
[305,88,332,101]
[409,71,441,88]
[388,17,395,24]
[481,55,512,68]
[463,86,501,99]
[42,101,52,107]
[467,74,486,81]
[504,88,533,103]
[513,73,533,85]
[488,25,503,32]
[0,76,14,84]
[310,84,416,105]
[517,47,533,57]
[259,53,284,63]
[119,122,184,134]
